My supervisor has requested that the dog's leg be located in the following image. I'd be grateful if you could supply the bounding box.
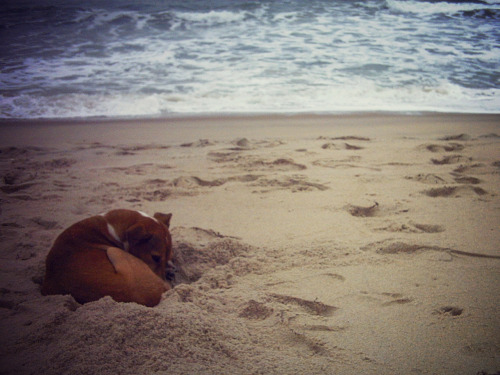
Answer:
[105,247,170,307]
[106,246,131,274]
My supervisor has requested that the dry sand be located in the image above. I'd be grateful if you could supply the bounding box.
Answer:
[0,113,499,374]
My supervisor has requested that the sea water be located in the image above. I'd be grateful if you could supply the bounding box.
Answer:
[1,0,499,119]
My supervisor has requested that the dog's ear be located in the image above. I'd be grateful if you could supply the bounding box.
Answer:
[126,224,151,245]
[154,213,172,229]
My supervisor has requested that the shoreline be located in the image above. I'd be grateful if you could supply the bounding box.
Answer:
[1,112,499,148]
[1,110,500,124]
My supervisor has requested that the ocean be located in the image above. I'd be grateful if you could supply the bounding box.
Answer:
[1,0,499,119]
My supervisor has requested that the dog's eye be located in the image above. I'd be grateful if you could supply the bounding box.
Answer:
[138,235,153,245]
[151,254,161,264]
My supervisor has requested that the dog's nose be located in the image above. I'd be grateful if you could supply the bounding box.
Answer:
[165,260,176,282]
[166,260,177,272]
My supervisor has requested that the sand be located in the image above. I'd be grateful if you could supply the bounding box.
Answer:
[0,113,499,374]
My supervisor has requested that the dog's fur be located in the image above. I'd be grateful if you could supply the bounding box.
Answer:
[41,209,173,307]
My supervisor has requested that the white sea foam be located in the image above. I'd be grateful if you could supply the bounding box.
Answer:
[0,93,168,118]
[175,10,248,26]
[2,80,497,119]
[387,0,500,15]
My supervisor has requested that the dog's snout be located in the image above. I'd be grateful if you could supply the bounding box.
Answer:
[165,260,176,282]
[166,260,177,272]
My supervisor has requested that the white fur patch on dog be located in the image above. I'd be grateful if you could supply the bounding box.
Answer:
[107,223,121,244]
[138,210,159,224]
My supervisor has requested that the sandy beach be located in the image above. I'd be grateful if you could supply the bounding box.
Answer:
[0,113,499,374]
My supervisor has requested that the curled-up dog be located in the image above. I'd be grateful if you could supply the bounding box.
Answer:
[42,209,174,307]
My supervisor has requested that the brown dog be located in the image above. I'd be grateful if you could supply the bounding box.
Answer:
[41,209,173,307]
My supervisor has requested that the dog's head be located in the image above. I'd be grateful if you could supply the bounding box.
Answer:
[125,212,173,281]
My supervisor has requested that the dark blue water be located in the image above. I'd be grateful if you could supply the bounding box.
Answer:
[1,0,499,118]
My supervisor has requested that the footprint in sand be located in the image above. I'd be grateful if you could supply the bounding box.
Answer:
[106,163,173,176]
[270,293,338,317]
[479,133,500,139]
[0,146,48,158]
[14,242,37,261]
[431,155,471,165]
[453,176,481,184]
[30,217,61,230]
[358,291,413,307]
[239,300,274,320]
[312,158,380,171]
[366,240,500,260]
[422,185,488,197]
[380,293,413,306]
[172,176,226,188]
[242,157,307,172]
[207,151,240,163]
[208,151,306,172]
[41,158,77,169]
[439,134,472,141]
[0,182,36,194]
[251,175,328,193]
[267,158,307,171]
[1,168,40,199]
[228,138,286,151]
[462,342,499,358]
[375,242,451,255]
[3,170,37,185]
[412,223,445,233]
[405,173,450,184]
[376,222,445,234]
[433,306,464,316]
[321,142,364,150]
[345,201,411,219]
[180,139,215,148]
[423,143,465,153]
[453,163,495,175]
[138,189,175,201]
[113,144,170,156]
[170,174,262,189]
[346,202,379,217]
[318,135,371,142]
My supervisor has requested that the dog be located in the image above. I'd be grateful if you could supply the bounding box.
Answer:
[41,209,173,307]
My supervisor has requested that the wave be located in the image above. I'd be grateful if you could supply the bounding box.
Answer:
[2,82,498,119]
[0,93,169,119]
[386,0,500,16]
[71,8,250,34]
[175,9,248,26]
